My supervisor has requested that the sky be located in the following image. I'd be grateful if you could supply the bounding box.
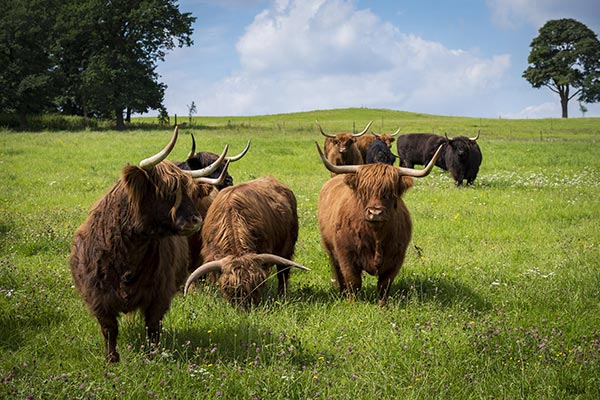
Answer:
[155,0,600,119]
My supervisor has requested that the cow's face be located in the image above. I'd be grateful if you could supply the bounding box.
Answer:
[380,134,395,148]
[449,138,470,160]
[346,164,413,224]
[217,255,268,307]
[123,161,203,236]
[333,134,356,154]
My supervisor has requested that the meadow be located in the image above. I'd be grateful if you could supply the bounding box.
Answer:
[1,108,599,399]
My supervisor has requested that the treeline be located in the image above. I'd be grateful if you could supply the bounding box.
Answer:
[0,0,195,130]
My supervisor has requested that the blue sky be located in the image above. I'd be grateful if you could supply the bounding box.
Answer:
[156,0,600,119]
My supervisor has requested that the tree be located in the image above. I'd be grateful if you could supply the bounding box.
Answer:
[54,0,195,129]
[187,101,197,125]
[0,0,60,127]
[523,18,600,118]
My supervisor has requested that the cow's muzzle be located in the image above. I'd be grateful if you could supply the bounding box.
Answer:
[365,207,386,223]
[177,215,203,236]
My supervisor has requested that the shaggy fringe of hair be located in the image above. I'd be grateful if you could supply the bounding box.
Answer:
[351,164,413,202]
[218,255,269,306]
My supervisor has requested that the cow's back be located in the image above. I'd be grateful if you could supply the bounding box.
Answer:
[396,133,445,168]
[201,176,298,261]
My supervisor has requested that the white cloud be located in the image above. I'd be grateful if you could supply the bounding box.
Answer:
[487,0,600,31]
[192,0,512,116]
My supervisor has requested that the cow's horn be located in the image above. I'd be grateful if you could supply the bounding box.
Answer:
[187,134,196,159]
[196,160,231,185]
[315,142,359,174]
[390,127,401,136]
[184,260,223,295]
[316,120,335,138]
[226,140,251,162]
[470,130,480,141]
[139,126,179,169]
[444,132,453,141]
[185,145,229,178]
[397,145,444,177]
[352,120,373,137]
[256,254,311,271]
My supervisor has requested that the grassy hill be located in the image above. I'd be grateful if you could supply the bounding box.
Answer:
[1,108,599,399]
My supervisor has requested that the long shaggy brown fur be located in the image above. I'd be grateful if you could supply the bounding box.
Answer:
[318,163,414,305]
[323,134,364,176]
[69,160,202,362]
[200,176,299,306]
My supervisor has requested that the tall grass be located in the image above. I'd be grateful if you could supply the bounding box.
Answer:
[1,109,599,399]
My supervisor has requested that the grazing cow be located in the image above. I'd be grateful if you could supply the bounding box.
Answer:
[355,127,401,161]
[396,131,481,186]
[316,142,442,305]
[177,135,251,190]
[184,176,309,307]
[365,139,397,165]
[176,137,250,269]
[69,127,226,362]
[317,120,372,175]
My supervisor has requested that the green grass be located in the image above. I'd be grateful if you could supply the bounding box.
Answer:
[1,108,600,399]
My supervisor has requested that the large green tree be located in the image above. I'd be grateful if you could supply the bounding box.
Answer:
[54,0,195,129]
[523,18,600,118]
[0,0,60,127]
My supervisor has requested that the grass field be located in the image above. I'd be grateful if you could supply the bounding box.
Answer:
[1,108,599,399]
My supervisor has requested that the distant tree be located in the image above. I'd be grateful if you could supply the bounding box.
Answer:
[187,101,197,125]
[579,101,588,117]
[54,0,195,130]
[523,18,600,118]
[0,0,60,127]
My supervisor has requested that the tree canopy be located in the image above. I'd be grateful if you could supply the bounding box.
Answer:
[523,18,600,118]
[0,0,195,129]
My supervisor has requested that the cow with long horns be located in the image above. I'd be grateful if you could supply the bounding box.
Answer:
[395,131,481,186]
[355,127,401,162]
[69,127,228,362]
[184,176,309,307]
[317,120,372,175]
[316,142,442,305]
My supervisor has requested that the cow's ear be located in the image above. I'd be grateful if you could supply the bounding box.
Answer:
[122,165,150,203]
[397,176,413,195]
[343,173,357,189]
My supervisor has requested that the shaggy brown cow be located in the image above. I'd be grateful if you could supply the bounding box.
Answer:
[184,176,309,307]
[317,120,372,175]
[316,142,442,305]
[69,127,227,362]
[355,127,401,161]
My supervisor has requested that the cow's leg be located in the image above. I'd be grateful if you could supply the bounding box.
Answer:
[144,301,169,347]
[377,270,398,307]
[98,314,120,363]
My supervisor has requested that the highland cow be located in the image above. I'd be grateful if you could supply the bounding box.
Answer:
[316,142,442,305]
[184,176,308,307]
[395,131,481,186]
[317,120,372,175]
[69,127,226,362]
[355,127,400,161]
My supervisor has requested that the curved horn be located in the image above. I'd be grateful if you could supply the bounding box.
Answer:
[226,140,251,162]
[470,130,480,141]
[397,145,444,177]
[185,145,229,178]
[316,120,335,138]
[187,134,196,159]
[196,160,231,185]
[139,126,179,169]
[255,254,311,271]
[444,132,453,141]
[390,127,401,137]
[315,142,359,174]
[184,260,223,295]
[352,120,373,137]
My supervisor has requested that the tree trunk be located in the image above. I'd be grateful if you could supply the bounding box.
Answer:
[115,108,126,130]
[560,95,569,118]
[126,107,131,123]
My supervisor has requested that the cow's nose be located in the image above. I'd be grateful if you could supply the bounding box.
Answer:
[365,207,385,222]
